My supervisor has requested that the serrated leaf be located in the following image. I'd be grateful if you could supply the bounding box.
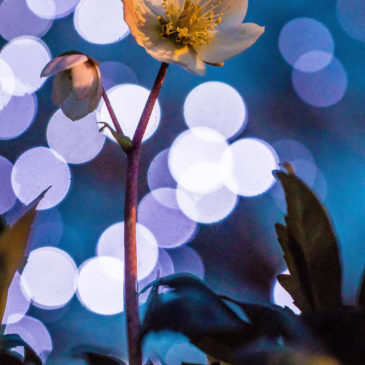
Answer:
[275,171,342,311]
[275,224,311,312]
[357,269,365,310]
[0,189,48,323]
[276,274,310,313]
[141,274,258,364]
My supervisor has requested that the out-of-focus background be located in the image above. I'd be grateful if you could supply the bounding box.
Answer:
[0,0,364,363]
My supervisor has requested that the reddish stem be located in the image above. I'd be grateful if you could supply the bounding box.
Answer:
[102,88,124,136]
[132,63,169,148]
[124,62,169,365]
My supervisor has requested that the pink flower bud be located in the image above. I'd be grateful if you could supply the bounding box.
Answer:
[41,51,103,121]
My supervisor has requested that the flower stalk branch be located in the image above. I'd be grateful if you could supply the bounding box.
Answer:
[124,62,169,365]
[102,88,125,136]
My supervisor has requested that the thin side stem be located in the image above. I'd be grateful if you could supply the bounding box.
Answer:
[124,62,169,365]
[102,88,124,136]
[132,63,169,148]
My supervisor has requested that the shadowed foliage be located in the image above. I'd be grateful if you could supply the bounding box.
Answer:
[139,170,365,364]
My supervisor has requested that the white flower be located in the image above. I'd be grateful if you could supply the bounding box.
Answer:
[121,0,264,75]
[41,51,103,121]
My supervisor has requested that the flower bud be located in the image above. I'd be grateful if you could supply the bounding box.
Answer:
[41,51,103,121]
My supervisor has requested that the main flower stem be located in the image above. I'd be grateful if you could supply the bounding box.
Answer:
[124,62,169,365]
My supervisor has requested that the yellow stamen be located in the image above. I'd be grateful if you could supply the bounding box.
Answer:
[158,0,222,47]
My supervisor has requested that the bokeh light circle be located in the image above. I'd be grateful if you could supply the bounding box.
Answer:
[168,246,205,279]
[98,84,161,142]
[279,17,334,72]
[336,0,365,43]
[168,127,228,194]
[221,138,279,197]
[0,93,38,140]
[2,272,30,325]
[272,139,315,165]
[26,0,80,19]
[47,109,105,164]
[77,256,124,315]
[0,156,16,214]
[138,189,197,248]
[97,222,158,280]
[147,149,177,191]
[5,315,53,363]
[0,0,53,41]
[74,0,129,44]
[20,247,78,310]
[292,56,348,107]
[11,147,71,210]
[0,36,51,95]
[183,82,247,139]
[176,185,238,224]
[272,270,301,314]
[0,58,15,110]
[99,61,138,90]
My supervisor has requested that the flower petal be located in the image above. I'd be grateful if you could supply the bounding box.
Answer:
[60,91,90,121]
[147,39,206,75]
[202,0,248,27]
[196,23,265,64]
[52,72,72,106]
[122,0,162,49]
[41,53,89,77]
[71,61,99,101]
[88,67,103,113]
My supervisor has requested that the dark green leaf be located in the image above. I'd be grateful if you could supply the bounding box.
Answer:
[141,274,258,364]
[275,224,311,312]
[219,296,317,348]
[303,306,365,365]
[276,274,310,314]
[275,171,342,311]
[357,269,365,310]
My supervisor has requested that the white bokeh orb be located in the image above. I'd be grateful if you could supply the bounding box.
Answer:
[20,247,78,310]
[221,138,279,197]
[77,256,124,315]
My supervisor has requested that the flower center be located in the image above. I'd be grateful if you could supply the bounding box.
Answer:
[158,0,222,47]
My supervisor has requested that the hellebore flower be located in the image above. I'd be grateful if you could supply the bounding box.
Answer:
[41,51,103,121]
[121,0,264,75]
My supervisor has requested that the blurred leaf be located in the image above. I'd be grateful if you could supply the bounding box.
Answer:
[275,171,342,311]
[0,216,7,235]
[303,306,365,365]
[141,274,259,364]
[0,334,42,364]
[73,348,125,364]
[0,189,48,324]
[357,269,365,310]
[218,296,316,347]
[0,352,23,364]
